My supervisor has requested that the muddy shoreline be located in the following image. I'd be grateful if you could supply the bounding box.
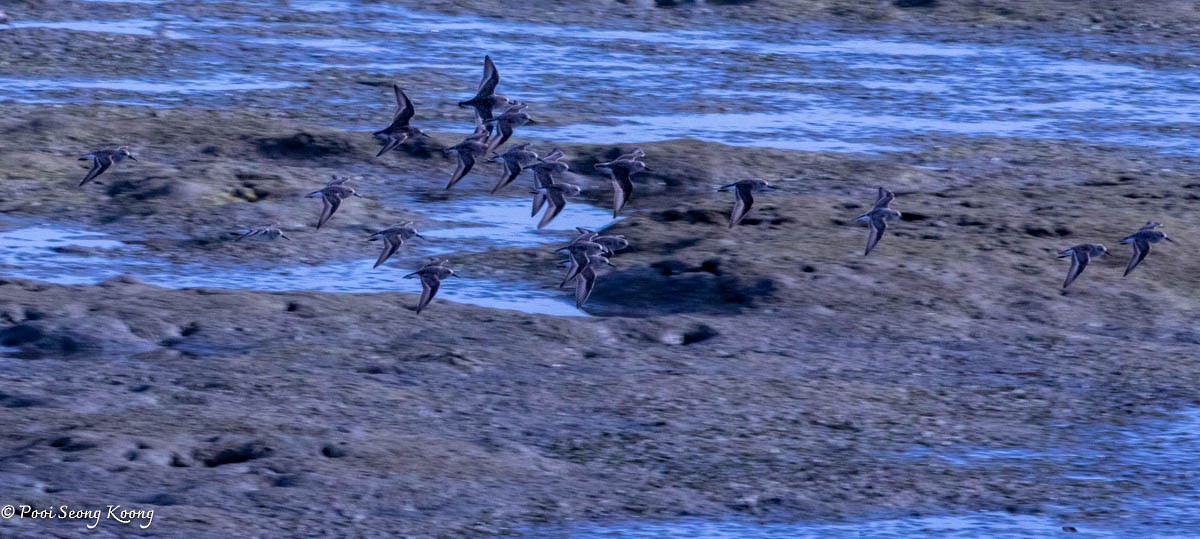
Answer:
[5,0,1198,69]
[2,104,1200,536]
[2,1,1200,537]
[2,273,1198,537]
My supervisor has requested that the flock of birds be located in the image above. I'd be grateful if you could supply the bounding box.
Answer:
[71,55,1173,313]
[73,56,653,314]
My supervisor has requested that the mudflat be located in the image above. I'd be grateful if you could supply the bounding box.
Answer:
[1,1,1199,537]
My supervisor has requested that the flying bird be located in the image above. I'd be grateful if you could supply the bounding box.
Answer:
[556,227,598,251]
[404,259,458,314]
[78,146,137,187]
[443,119,491,189]
[235,222,289,242]
[533,182,581,229]
[373,85,426,157]
[490,143,539,194]
[855,187,902,255]
[367,222,424,269]
[530,150,568,216]
[558,240,611,287]
[1120,221,1173,277]
[485,102,534,153]
[457,55,517,124]
[1056,243,1108,289]
[718,179,771,228]
[574,254,614,309]
[595,151,651,217]
[592,234,630,255]
[305,175,362,229]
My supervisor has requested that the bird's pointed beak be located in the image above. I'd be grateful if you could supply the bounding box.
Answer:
[128,155,138,161]
[525,119,539,125]
[1165,237,1176,243]
[415,233,427,240]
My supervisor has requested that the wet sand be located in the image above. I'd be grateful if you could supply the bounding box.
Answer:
[2,1,1200,537]
[3,103,1200,536]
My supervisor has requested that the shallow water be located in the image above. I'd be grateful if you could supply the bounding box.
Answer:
[0,75,300,99]
[411,195,619,254]
[528,512,1086,539]
[3,1,1200,153]
[0,197,616,317]
[0,225,583,316]
[527,409,1200,537]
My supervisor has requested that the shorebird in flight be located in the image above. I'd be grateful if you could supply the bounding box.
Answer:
[373,85,426,157]
[856,186,902,255]
[458,55,517,125]
[367,222,425,269]
[78,146,137,187]
[490,143,539,194]
[1056,243,1108,289]
[404,258,458,314]
[533,182,581,229]
[235,222,290,242]
[305,175,362,229]
[485,102,534,154]
[1120,221,1173,277]
[443,119,491,189]
[595,149,650,217]
[718,179,771,228]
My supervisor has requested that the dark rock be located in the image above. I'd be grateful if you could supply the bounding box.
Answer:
[49,436,97,452]
[3,396,44,408]
[0,318,157,357]
[1024,225,1054,238]
[198,440,273,467]
[139,494,180,506]
[653,208,724,225]
[285,301,318,318]
[321,444,347,458]
[0,324,42,347]
[651,260,690,276]
[682,325,719,345]
[254,132,354,159]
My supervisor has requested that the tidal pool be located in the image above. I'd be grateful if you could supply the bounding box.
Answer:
[0,197,618,317]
